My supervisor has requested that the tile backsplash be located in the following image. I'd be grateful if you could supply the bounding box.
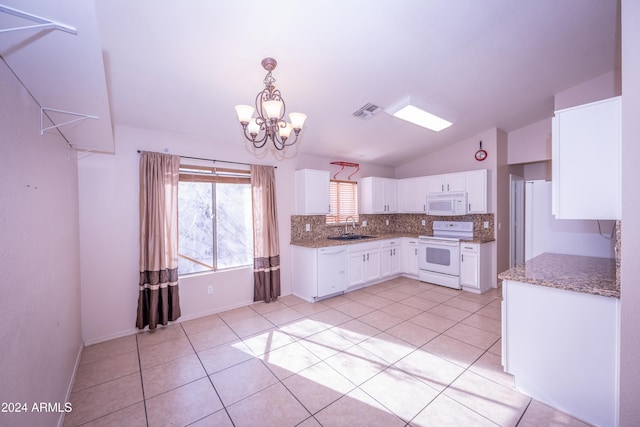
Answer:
[291,213,495,242]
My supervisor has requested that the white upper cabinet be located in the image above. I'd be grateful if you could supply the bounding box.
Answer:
[295,169,330,215]
[359,177,397,214]
[426,172,466,194]
[466,169,488,213]
[552,97,621,220]
[398,177,427,213]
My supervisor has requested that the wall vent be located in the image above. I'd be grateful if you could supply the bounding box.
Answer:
[352,103,382,120]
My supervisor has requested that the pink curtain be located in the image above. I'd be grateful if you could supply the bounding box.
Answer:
[251,165,281,302]
[137,151,181,329]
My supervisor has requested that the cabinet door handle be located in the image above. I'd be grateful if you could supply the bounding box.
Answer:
[362,254,365,262]
[367,253,369,261]
[415,248,418,255]
[468,203,471,211]
[461,254,464,262]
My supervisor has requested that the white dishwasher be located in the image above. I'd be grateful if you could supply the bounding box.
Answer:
[317,246,348,298]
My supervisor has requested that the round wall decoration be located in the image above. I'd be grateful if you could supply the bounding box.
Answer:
[475,140,487,161]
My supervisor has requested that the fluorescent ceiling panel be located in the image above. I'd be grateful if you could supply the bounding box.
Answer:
[387,97,453,132]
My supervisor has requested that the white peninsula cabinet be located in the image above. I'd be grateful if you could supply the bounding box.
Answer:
[359,177,397,213]
[552,96,621,220]
[295,169,330,215]
[459,242,492,293]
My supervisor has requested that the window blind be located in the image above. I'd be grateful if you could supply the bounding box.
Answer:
[327,180,358,223]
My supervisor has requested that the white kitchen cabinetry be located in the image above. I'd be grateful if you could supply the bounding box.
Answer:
[502,280,619,427]
[552,96,621,220]
[380,239,402,278]
[347,241,381,288]
[292,246,347,302]
[398,177,427,213]
[465,169,488,213]
[460,242,492,293]
[402,238,419,278]
[295,169,330,215]
[359,177,397,213]
[426,172,466,194]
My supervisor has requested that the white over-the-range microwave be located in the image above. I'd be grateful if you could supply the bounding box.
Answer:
[426,192,468,216]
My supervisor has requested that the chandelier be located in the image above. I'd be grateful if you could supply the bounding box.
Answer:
[235,58,307,150]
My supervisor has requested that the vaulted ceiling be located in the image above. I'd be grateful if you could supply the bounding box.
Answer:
[0,0,619,166]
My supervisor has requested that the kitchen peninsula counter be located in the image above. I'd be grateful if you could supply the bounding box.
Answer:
[499,252,618,298]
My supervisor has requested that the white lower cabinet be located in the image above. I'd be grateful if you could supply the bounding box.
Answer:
[460,242,492,294]
[402,238,419,277]
[347,242,381,288]
[380,239,402,278]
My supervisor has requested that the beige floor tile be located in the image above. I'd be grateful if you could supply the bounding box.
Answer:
[330,319,382,344]
[259,341,321,380]
[315,388,405,427]
[290,301,330,316]
[360,366,440,422]
[73,350,139,392]
[249,300,287,315]
[296,416,323,427]
[180,313,225,336]
[298,328,356,360]
[308,308,353,327]
[74,402,146,427]
[80,335,137,366]
[469,351,514,388]
[393,347,465,392]
[488,338,502,356]
[333,300,377,317]
[136,324,186,349]
[358,332,416,364]
[145,377,222,427]
[357,293,396,309]
[218,305,260,323]
[357,309,403,331]
[380,302,423,320]
[278,294,306,306]
[408,311,457,333]
[188,408,234,426]
[518,400,592,427]
[443,296,486,313]
[241,327,297,356]
[461,312,502,335]
[385,320,439,348]
[226,382,310,427]
[262,306,307,326]
[428,304,472,322]
[188,323,238,352]
[324,345,388,385]
[421,335,485,368]
[65,373,143,426]
[198,340,254,374]
[410,394,498,427]
[376,289,413,302]
[477,303,502,320]
[443,323,500,350]
[225,314,274,338]
[282,361,356,414]
[399,295,440,311]
[430,286,463,297]
[209,358,278,406]
[319,294,351,308]
[456,290,501,304]
[416,290,454,303]
[138,335,194,370]
[443,370,530,427]
[278,317,331,340]
[141,353,207,398]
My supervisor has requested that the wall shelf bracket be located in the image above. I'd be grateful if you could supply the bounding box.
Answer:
[40,107,98,135]
[0,4,77,35]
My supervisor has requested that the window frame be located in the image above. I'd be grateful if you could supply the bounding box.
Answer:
[326,179,359,224]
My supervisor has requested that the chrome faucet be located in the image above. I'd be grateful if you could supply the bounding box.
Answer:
[345,216,356,235]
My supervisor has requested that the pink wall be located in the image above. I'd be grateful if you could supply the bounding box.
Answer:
[0,61,83,426]
[555,70,621,111]
[507,118,552,165]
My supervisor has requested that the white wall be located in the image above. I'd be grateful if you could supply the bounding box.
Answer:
[78,125,394,344]
[507,118,552,165]
[620,0,640,423]
[0,60,82,426]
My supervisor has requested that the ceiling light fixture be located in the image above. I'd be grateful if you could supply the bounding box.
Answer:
[235,58,307,150]
[386,96,453,132]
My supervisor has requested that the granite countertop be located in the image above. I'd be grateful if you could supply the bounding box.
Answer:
[498,252,619,298]
[290,233,495,248]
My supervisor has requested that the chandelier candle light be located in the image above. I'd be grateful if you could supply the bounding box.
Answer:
[235,58,307,150]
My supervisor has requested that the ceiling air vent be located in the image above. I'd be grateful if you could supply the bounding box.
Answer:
[352,103,382,120]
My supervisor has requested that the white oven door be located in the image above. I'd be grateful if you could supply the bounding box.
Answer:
[418,239,460,276]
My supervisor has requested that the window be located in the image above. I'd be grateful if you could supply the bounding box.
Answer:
[327,180,358,223]
[178,165,253,275]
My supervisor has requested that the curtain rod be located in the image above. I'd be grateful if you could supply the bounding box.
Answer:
[136,150,277,169]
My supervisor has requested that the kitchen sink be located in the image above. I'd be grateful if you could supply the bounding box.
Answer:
[327,234,376,241]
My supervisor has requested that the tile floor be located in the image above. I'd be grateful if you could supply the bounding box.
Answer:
[64,277,592,427]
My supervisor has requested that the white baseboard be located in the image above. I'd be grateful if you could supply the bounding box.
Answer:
[57,341,83,427]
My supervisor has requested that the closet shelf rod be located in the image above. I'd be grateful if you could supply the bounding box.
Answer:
[0,5,77,35]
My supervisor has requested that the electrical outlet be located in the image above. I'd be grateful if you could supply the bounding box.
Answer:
[421,220,426,226]
[362,220,367,227]
[484,221,489,228]
[305,224,310,232]
[207,285,213,295]
[385,219,389,225]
